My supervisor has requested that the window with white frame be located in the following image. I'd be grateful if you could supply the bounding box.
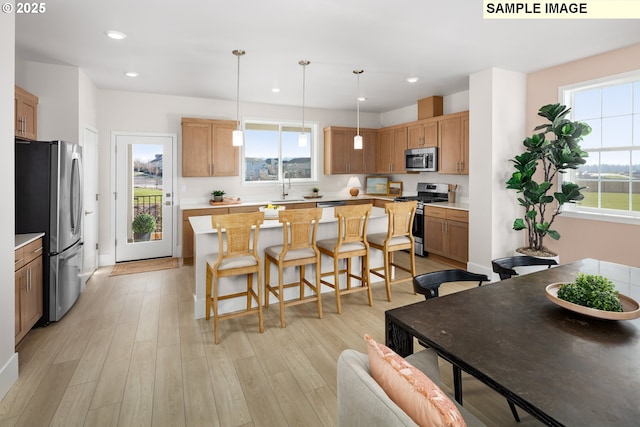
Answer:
[242,120,316,183]
[561,72,640,219]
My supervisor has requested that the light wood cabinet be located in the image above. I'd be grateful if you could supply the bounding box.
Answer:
[15,238,43,345]
[181,118,239,177]
[182,207,229,264]
[407,118,438,149]
[424,206,468,265]
[376,126,406,174]
[324,126,377,175]
[438,111,469,175]
[15,86,38,141]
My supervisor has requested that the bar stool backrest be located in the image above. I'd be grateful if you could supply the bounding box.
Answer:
[277,207,323,255]
[334,204,372,247]
[211,211,265,268]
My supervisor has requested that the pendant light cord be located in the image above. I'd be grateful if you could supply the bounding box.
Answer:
[236,52,241,131]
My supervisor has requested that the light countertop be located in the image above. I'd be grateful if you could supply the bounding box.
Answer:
[15,233,45,250]
[180,195,395,211]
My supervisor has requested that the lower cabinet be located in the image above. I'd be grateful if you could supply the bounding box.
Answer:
[15,238,43,346]
[424,206,468,265]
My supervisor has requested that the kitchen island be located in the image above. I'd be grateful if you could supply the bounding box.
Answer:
[189,206,389,319]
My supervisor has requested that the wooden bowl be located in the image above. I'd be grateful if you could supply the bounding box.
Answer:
[545,283,640,320]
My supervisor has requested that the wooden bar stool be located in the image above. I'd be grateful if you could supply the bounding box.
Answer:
[205,211,265,344]
[264,207,323,328]
[367,200,417,301]
[317,204,372,314]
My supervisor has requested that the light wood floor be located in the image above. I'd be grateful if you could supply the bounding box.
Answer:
[0,253,544,427]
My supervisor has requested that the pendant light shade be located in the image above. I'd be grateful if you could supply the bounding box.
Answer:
[353,69,364,150]
[232,49,245,147]
[298,60,310,147]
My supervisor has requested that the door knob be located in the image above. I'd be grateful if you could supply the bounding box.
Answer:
[84,210,94,215]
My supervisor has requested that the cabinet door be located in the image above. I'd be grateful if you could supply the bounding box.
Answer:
[182,122,212,176]
[376,130,392,173]
[423,121,438,147]
[438,115,462,174]
[212,123,239,176]
[391,127,407,173]
[325,129,348,174]
[407,123,423,149]
[15,86,38,141]
[362,130,378,174]
[15,270,23,337]
[459,113,469,174]
[22,256,43,329]
[424,216,446,256]
[446,220,469,262]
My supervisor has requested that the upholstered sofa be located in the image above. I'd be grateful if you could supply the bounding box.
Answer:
[337,348,486,426]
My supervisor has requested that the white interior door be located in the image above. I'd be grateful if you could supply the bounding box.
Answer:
[115,133,174,262]
[82,126,99,284]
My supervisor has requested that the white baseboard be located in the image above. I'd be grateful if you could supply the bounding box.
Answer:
[466,261,495,282]
[0,352,19,401]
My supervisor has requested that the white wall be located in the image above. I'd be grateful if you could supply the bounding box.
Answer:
[78,69,98,138]
[15,61,80,143]
[468,68,526,276]
[0,12,18,401]
[96,89,383,263]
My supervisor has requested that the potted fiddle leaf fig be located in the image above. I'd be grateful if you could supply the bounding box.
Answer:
[132,213,156,242]
[506,103,591,257]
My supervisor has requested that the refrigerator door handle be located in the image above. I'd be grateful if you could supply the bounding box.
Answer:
[70,154,82,235]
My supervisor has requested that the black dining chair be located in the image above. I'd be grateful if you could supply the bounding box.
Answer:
[412,269,488,300]
[412,269,521,422]
[492,255,558,280]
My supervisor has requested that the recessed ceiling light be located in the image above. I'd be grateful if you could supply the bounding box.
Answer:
[105,30,127,40]
[358,96,367,102]
[272,88,280,93]
[125,71,139,77]
[406,77,419,83]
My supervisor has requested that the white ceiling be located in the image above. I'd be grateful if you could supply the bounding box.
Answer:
[15,0,640,113]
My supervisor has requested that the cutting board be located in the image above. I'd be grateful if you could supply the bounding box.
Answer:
[209,198,242,206]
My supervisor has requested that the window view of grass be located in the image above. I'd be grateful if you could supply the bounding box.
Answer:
[578,192,640,211]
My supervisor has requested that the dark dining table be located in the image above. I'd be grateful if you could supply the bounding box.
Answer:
[385,258,640,426]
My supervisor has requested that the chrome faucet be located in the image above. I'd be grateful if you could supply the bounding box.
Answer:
[281,171,291,200]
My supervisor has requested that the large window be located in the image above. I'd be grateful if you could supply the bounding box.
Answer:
[561,72,640,220]
[243,120,316,183]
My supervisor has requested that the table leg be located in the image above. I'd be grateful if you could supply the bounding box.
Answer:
[385,315,412,357]
[453,365,463,404]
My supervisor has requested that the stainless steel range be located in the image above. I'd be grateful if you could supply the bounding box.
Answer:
[395,183,449,256]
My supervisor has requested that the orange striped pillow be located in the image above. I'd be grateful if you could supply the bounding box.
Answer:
[365,334,466,427]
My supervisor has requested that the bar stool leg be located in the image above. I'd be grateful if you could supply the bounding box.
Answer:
[384,250,392,302]
[278,264,286,328]
[256,269,264,333]
[315,262,323,319]
[334,257,342,314]
[213,276,220,344]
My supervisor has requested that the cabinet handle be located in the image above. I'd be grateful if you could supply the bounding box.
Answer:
[27,269,30,291]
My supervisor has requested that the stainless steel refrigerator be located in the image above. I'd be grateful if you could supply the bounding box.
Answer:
[15,139,83,323]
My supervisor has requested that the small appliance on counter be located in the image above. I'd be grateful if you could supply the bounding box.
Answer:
[394,182,448,256]
[15,139,83,324]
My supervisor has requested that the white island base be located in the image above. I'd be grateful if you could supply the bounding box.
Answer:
[189,207,389,319]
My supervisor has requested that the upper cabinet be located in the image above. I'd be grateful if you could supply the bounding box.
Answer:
[15,86,38,141]
[438,111,469,175]
[181,117,239,177]
[324,126,377,175]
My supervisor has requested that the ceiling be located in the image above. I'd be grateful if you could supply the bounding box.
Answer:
[15,0,640,113]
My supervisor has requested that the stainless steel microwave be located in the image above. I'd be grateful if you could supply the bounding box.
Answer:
[405,147,437,172]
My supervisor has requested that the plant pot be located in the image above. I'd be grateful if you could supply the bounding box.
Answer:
[213,195,223,202]
[513,248,560,275]
[312,191,319,197]
[134,232,151,242]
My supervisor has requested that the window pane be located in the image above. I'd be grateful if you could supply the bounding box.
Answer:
[634,114,640,146]
[573,88,601,120]
[282,127,311,179]
[244,126,279,181]
[633,180,640,212]
[601,151,630,178]
[635,82,640,113]
[602,83,633,117]
[580,118,601,149]
[601,180,629,211]
[576,152,599,208]
[602,115,632,148]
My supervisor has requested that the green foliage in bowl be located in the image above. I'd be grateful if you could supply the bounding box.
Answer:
[557,273,623,312]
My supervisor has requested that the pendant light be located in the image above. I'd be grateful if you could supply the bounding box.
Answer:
[232,49,245,147]
[353,69,363,150]
[298,60,310,147]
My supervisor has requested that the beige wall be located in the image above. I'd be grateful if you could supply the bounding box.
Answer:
[527,43,640,267]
